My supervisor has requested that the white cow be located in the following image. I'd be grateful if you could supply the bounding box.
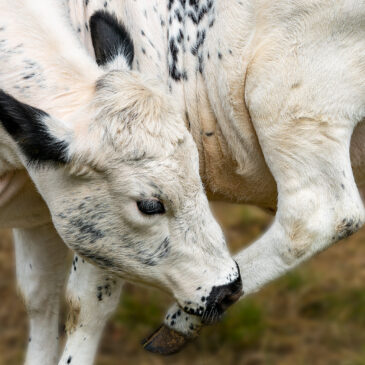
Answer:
[0,1,243,364]
[63,0,365,360]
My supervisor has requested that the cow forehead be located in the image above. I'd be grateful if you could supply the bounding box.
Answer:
[93,71,187,138]
[116,143,198,180]
[109,148,201,195]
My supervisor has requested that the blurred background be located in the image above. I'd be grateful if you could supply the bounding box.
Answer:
[1,202,365,365]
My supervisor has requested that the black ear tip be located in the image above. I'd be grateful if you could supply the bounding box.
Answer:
[0,89,46,124]
[89,10,107,32]
[0,90,68,165]
[0,89,29,131]
[90,10,134,68]
[0,90,9,114]
[89,10,113,27]
[0,89,15,107]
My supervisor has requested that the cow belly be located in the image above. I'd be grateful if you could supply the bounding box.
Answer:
[201,130,277,210]
[351,121,365,188]
[0,170,51,228]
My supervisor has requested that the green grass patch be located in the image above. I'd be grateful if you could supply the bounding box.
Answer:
[280,271,308,292]
[201,298,266,351]
[113,287,166,335]
[300,288,365,324]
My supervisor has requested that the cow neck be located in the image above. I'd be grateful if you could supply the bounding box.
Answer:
[105,0,277,208]
[164,0,277,207]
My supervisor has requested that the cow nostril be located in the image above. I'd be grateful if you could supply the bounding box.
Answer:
[218,276,243,311]
[219,290,241,311]
[203,275,243,324]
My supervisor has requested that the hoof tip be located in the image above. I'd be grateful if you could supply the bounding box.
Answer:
[142,325,189,355]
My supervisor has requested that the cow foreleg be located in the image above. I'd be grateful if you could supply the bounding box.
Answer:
[233,111,365,296]
[59,259,123,365]
[14,223,69,365]
[150,118,365,347]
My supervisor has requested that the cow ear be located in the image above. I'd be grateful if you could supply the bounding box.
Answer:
[0,90,69,165]
[90,10,134,69]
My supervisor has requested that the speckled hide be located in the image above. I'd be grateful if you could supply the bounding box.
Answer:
[0,1,243,364]
[64,0,365,358]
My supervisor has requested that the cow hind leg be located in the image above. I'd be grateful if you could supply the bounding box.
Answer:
[59,258,123,365]
[14,223,69,365]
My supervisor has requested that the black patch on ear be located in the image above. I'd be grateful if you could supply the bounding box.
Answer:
[90,10,134,68]
[0,90,69,165]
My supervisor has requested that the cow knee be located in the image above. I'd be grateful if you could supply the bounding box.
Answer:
[326,194,365,242]
[17,267,64,319]
[277,191,365,264]
[65,260,122,333]
[20,286,49,317]
[64,295,82,335]
[65,283,120,332]
[334,216,364,240]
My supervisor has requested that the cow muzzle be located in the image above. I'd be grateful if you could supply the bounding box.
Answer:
[142,266,243,355]
[202,274,243,324]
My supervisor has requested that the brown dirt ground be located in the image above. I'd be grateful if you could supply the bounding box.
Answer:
[1,203,365,365]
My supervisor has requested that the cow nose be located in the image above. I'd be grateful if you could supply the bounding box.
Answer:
[203,274,243,324]
[218,275,243,311]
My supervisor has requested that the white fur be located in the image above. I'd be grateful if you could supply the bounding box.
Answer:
[0,1,240,363]
[62,0,365,358]
[14,223,69,365]
[59,260,123,365]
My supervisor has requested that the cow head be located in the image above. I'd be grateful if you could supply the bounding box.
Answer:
[0,71,241,322]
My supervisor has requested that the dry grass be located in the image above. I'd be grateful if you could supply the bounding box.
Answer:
[1,203,365,365]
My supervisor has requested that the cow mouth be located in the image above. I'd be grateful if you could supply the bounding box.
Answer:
[178,295,238,325]
[178,271,243,324]
[174,305,218,325]
[201,271,243,324]
[201,285,242,324]
[201,308,223,325]
[178,303,223,325]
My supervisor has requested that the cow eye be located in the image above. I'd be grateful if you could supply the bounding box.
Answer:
[137,199,165,215]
